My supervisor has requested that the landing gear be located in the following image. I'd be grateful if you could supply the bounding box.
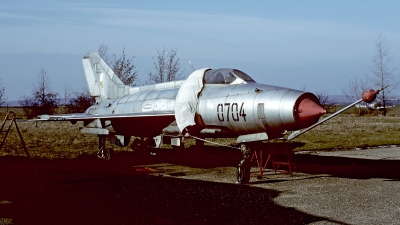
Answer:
[97,147,112,160]
[236,144,252,184]
[97,135,112,160]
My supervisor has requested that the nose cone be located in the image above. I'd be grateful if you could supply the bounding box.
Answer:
[361,89,380,103]
[295,96,326,129]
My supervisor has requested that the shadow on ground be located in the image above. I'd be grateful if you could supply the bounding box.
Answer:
[152,145,400,181]
[0,150,330,225]
[2,144,397,224]
[293,153,400,180]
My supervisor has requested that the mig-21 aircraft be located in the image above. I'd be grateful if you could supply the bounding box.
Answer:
[37,53,382,184]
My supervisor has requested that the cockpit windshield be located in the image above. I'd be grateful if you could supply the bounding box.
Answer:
[204,68,256,84]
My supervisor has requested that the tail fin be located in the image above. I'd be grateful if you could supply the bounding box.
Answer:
[82,53,129,102]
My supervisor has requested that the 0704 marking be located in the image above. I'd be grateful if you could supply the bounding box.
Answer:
[217,102,247,122]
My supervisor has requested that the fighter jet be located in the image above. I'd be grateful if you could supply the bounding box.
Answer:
[37,53,382,184]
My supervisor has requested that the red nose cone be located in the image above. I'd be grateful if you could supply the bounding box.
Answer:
[296,97,326,128]
[362,89,379,103]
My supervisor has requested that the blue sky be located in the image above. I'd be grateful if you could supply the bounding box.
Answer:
[1,0,400,100]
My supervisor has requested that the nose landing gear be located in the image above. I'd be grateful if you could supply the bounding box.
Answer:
[236,144,253,184]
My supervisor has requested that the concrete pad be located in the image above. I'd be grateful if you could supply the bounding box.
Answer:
[297,146,400,160]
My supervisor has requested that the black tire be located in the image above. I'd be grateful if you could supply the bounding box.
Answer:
[236,162,250,184]
[104,148,112,160]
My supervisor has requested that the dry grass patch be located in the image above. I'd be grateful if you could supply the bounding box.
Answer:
[295,115,400,151]
[0,121,98,158]
[2,107,400,159]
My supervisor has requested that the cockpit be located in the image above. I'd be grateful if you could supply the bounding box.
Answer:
[204,68,256,84]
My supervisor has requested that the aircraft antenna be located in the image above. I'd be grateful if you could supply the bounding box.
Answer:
[188,59,195,71]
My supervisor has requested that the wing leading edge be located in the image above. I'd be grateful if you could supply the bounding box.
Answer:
[36,111,176,137]
[37,111,175,121]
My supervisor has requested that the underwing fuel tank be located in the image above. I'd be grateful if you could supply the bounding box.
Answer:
[198,83,325,139]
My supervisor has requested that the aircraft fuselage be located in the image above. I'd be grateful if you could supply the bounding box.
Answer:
[85,82,322,140]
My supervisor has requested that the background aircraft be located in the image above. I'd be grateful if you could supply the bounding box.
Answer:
[355,102,395,111]
[37,53,381,184]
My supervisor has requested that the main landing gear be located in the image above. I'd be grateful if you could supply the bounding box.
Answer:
[236,144,253,184]
[97,135,112,160]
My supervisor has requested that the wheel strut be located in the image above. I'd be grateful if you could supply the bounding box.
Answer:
[236,144,252,184]
[97,135,111,160]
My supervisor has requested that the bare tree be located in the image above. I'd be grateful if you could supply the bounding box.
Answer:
[147,48,186,84]
[98,44,112,65]
[343,77,371,102]
[301,85,335,112]
[343,77,371,116]
[97,45,139,86]
[19,67,59,118]
[113,47,139,86]
[33,68,59,112]
[0,79,6,106]
[66,89,95,113]
[61,85,73,113]
[315,92,336,112]
[370,34,397,116]
[19,95,36,118]
[62,85,72,105]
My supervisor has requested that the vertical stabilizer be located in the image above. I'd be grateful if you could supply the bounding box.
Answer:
[82,53,129,102]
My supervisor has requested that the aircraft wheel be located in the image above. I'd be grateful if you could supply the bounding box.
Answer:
[104,148,112,160]
[97,147,112,160]
[236,161,250,184]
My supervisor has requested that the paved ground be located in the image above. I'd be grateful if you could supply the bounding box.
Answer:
[299,146,400,160]
[1,146,399,224]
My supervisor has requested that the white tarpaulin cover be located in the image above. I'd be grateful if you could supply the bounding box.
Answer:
[175,68,209,133]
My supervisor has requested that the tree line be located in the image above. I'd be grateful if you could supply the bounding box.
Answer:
[0,34,397,117]
[6,45,186,118]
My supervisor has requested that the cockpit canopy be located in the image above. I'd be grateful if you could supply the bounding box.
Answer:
[204,68,256,84]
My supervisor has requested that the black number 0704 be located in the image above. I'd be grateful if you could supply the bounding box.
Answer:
[217,102,246,122]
